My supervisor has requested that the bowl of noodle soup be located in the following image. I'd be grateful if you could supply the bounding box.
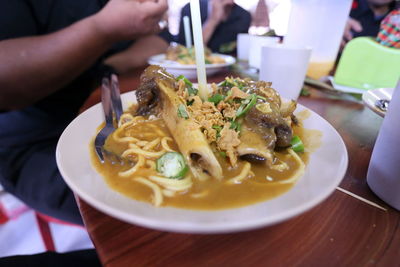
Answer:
[56,68,348,233]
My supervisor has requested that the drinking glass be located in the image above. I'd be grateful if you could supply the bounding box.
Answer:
[248,35,280,69]
[259,43,311,100]
[284,0,352,79]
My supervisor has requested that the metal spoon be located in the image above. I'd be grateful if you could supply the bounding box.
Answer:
[375,99,390,112]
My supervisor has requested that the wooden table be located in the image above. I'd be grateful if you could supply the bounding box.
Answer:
[78,67,400,267]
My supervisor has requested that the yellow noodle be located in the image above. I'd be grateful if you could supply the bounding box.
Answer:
[122,147,165,158]
[162,189,176,197]
[133,177,163,206]
[136,141,149,147]
[259,149,305,185]
[275,149,305,184]
[112,122,141,143]
[270,159,289,172]
[121,119,138,130]
[120,121,134,129]
[148,124,167,136]
[118,155,145,177]
[143,138,161,151]
[118,113,135,127]
[128,143,140,149]
[115,136,140,143]
[155,129,167,137]
[116,115,145,134]
[131,116,145,123]
[190,190,209,198]
[148,175,193,191]
[141,133,158,138]
[227,162,252,184]
[161,137,175,152]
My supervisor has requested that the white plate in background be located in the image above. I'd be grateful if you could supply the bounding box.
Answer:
[148,53,236,79]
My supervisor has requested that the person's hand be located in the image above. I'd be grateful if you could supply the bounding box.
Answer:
[93,0,168,42]
[341,17,363,48]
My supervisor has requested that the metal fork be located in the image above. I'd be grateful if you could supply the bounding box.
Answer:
[94,74,123,163]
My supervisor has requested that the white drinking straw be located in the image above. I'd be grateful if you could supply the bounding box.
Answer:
[190,0,209,100]
[183,16,192,48]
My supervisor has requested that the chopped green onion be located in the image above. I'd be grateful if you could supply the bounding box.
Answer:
[219,151,227,158]
[236,94,257,117]
[187,87,198,96]
[217,79,235,88]
[290,136,304,153]
[208,94,225,105]
[217,78,246,90]
[177,104,189,119]
[217,80,228,87]
[226,89,232,98]
[230,120,242,132]
[212,125,222,132]
[176,75,197,96]
[176,75,193,87]
[212,125,222,138]
[186,99,195,106]
[205,59,212,64]
[156,152,188,179]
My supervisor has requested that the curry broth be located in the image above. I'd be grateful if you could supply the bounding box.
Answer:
[91,115,316,210]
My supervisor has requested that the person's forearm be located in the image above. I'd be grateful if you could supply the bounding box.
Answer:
[0,16,113,109]
[105,35,169,74]
[202,18,219,45]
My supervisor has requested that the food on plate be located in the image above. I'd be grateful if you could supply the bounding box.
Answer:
[165,43,226,65]
[91,66,313,209]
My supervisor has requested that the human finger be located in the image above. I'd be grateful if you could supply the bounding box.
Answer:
[140,0,168,18]
[349,18,363,33]
[143,16,167,35]
[343,28,353,41]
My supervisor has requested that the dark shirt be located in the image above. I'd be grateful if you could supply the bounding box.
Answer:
[0,0,129,147]
[176,0,251,53]
[350,0,396,38]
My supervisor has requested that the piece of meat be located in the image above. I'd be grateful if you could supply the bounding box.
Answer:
[135,79,159,116]
[245,104,293,148]
[135,65,175,116]
[237,124,275,166]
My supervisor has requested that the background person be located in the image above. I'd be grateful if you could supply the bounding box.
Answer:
[0,0,167,226]
[175,0,251,54]
[342,0,396,45]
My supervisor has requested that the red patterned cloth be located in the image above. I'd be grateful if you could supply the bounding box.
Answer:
[376,9,400,48]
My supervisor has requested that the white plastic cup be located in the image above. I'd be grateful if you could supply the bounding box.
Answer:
[259,43,311,100]
[367,80,400,211]
[248,35,280,69]
[237,33,251,61]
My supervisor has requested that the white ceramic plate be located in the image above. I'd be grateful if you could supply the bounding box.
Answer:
[56,91,348,234]
[362,87,394,117]
[147,53,236,79]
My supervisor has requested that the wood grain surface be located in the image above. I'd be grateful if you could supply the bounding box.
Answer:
[78,67,400,267]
